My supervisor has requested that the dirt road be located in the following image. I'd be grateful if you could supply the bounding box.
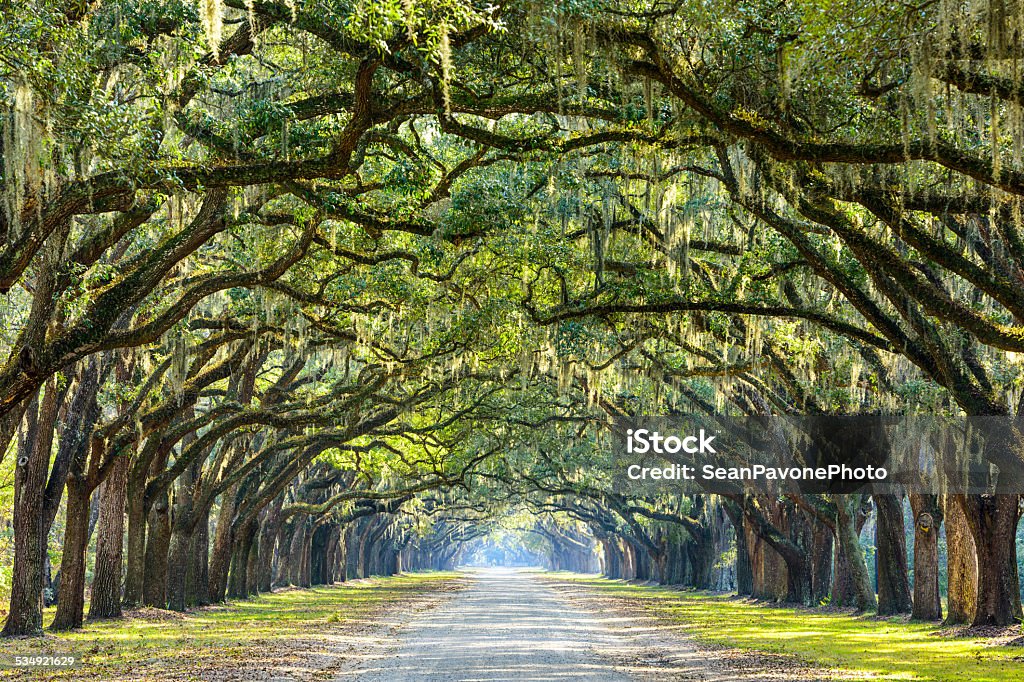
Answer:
[334,567,641,681]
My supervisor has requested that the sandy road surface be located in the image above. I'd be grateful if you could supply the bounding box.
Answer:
[334,567,637,681]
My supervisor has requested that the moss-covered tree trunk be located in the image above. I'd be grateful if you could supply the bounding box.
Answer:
[166,518,192,612]
[684,529,715,589]
[47,359,102,630]
[943,494,977,625]
[2,389,50,637]
[311,523,332,585]
[122,462,151,608]
[274,520,296,587]
[209,483,239,602]
[167,431,197,611]
[874,494,912,615]
[810,520,833,605]
[288,520,308,585]
[227,518,257,599]
[835,495,876,612]
[962,494,1023,626]
[257,496,284,592]
[185,516,210,607]
[725,504,753,596]
[245,524,261,597]
[909,494,942,621]
[142,490,171,607]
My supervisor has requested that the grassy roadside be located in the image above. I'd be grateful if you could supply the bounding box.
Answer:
[547,573,1023,682]
[0,572,462,681]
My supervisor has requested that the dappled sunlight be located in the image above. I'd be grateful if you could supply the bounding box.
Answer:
[337,568,641,681]
[334,567,831,682]
[551,575,1024,682]
[0,574,463,681]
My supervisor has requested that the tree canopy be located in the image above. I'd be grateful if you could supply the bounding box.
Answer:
[2,0,1024,638]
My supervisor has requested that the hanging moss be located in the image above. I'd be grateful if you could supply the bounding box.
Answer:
[200,0,224,58]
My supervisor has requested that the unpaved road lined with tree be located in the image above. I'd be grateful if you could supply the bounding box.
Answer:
[335,567,636,681]
[334,568,825,682]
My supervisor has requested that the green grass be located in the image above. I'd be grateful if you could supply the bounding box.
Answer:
[550,574,1024,682]
[0,572,461,680]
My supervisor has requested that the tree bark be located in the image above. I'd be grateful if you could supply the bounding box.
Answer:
[874,494,912,615]
[227,518,256,599]
[208,484,239,602]
[167,431,198,612]
[810,519,833,605]
[961,494,1023,626]
[684,529,715,589]
[289,520,309,585]
[48,360,102,630]
[245,523,261,596]
[89,454,130,620]
[257,497,284,593]
[2,386,54,637]
[274,521,296,587]
[835,495,876,612]
[121,475,148,608]
[142,489,171,607]
[909,494,942,621]
[48,479,90,630]
[943,494,977,625]
[185,514,210,607]
[733,517,753,596]
[166,529,189,612]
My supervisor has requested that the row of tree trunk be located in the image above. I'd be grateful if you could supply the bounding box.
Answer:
[586,492,1021,626]
[3,446,454,637]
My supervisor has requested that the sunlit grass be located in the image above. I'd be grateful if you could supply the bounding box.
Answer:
[551,573,1023,682]
[0,572,459,680]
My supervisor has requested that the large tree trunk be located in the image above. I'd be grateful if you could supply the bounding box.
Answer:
[2,387,54,637]
[326,528,342,582]
[274,521,296,587]
[961,494,1023,626]
[121,476,148,608]
[810,519,833,605]
[185,515,210,607]
[257,497,284,593]
[943,494,977,625]
[166,527,190,612]
[733,516,753,596]
[684,528,714,589]
[874,494,912,615]
[742,499,808,603]
[835,495,876,612]
[227,519,256,599]
[47,361,102,631]
[142,490,171,607]
[299,524,312,587]
[167,433,198,612]
[245,519,261,596]
[665,535,684,584]
[0,402,27,469]
[89,454,130,620]
[909,494,942,621]
[49,479,90,630]
[289,520,309,585]
[209,484,239,603]
[311,523,333,585]
[125,440,172,607]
